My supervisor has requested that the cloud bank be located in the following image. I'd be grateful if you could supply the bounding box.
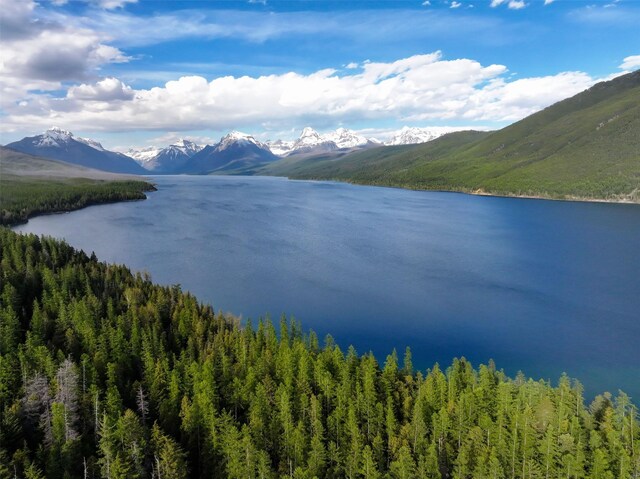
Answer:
[2,52,597,134]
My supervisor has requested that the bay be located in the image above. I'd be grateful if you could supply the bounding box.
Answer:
[14,175,640,398]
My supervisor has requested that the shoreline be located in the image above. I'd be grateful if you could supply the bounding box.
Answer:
[1,177,156,228]
[6,195,153,228]
[286,175,640,206]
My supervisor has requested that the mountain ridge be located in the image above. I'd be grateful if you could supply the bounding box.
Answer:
[265,70,640,202]
[5,127,147,175]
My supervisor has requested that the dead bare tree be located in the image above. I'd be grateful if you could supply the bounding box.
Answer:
[22,373,53,446]
[55,358,80,441]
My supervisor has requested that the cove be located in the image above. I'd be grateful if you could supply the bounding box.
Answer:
[13,175,640,398]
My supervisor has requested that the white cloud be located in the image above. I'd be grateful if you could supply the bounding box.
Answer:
[59,7,514,50]
[50,0,138,9]
[451,71,595,122]
[450,1,462,8]
[544,0,554,4]
[67,77,134,101]
[422,0,431,5]
[95,0,137,8]
[0,0,129,105]
[345,62,359,69]
[491,0,527,9]
[508,1,527,9]
[619,55,640,71]
[0,53,599,135]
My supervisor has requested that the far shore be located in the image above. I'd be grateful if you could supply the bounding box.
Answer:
[283,175,640,206]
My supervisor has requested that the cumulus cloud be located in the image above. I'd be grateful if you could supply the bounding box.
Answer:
[67,77,135,101]
[0,0,39,40]
[0,52,599,134]
[0,0,129,103]
[619,55,640,71]
[10,33,128,82]
[544,0,554,4]
[445,71,595,122]
[450,2,462,8]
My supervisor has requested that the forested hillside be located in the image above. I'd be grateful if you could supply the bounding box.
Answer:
[272,70,640,202]
[0,228,637,478]
[0,147,155,226]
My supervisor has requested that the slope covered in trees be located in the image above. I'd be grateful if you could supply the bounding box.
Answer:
[0,228,638,478]
[268,70,640,202]
[0,147,155,226]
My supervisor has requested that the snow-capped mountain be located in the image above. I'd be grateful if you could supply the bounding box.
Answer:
[127,139,203,173]
[268,127,375,157]
[5,127,146,174]
[215,131,268,152]
[384,127,463,146]
[267,139,295,156]
[127,146,162,163]
[324,128,371,149]
[75,136,106,152]
[182,131,277,174]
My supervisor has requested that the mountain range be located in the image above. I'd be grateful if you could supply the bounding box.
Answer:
[3,126,455,175]
[5,127,146,175]
[180,131,278,174]
[266,127,378,156]
[126,139,203,173]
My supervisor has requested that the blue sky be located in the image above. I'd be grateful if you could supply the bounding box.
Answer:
[1,0,638,149]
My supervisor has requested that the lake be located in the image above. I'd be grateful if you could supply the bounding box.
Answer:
[14,175,640,399]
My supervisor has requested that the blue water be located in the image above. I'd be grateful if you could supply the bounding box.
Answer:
[13,176,640,399]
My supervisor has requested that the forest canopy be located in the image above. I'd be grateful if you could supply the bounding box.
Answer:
[0,227,637,478]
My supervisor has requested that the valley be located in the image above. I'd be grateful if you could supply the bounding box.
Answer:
[5,71,639,204]
[1,1,639,475]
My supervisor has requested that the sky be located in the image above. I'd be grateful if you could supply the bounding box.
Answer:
[0,0,639,150]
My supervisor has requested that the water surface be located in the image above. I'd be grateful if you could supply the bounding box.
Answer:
[14,176,640,398]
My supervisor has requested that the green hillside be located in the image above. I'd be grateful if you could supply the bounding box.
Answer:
[0,147,155,226]
[269,70,640,202]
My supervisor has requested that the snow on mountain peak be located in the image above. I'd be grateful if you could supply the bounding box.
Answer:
[126,146,162,163]
[266,139,295,156]
[266,127,374,156]
[323,128,369,149]
[170,138,203,155]
[34,127,75,147]
[172,138,192,147]
[384,127,445,146]
[300,127,320,138]
[76,137,106,151]
[295,127,328,148]
[226,131,253,141]
[45,126,73,138]
[38,127,107,152]
[216,131,268,152]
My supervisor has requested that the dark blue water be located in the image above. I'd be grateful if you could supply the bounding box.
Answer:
[14,176,640,399]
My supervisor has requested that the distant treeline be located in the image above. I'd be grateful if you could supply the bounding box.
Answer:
[0,228,637,478]
[0,176,155,226]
